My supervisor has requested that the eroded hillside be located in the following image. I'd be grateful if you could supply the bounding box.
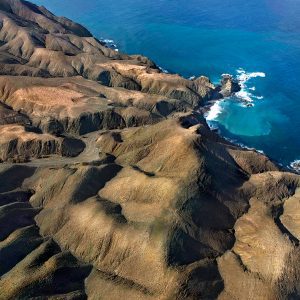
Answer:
[0,1,299,299]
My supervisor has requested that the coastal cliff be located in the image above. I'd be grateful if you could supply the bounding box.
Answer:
[0,1,300,299]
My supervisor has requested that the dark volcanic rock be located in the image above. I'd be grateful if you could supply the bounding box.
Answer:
[0,102,30,126]
[220,74,241,97]
[0,125,86,162]
[61,137,85,157]
[0,1,299,300]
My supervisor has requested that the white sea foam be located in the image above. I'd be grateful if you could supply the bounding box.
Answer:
[290,160,300,173]
[100,38,118,50]
[222,136,265,154]
[205,100,224,121]
[256,149,265,154]
[205,68,266,120]
[237,70,266,82]
[235,90,253,102]
[235,68,266,104]
[102,39,114,43]
[158,66,169,74]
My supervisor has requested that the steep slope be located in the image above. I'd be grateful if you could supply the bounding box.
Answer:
[0,1,299,300]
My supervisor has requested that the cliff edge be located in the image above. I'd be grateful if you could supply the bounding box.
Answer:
[0,1,299,299]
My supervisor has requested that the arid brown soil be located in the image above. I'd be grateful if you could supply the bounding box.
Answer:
[0,1,299,299]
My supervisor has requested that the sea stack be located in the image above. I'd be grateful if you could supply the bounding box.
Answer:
[0,1,299,299]
[220,74,241,97]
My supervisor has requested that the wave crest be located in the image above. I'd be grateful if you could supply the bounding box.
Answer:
[158,66,169,74]
[100,38,119,51]
[290,160,300,173]
[205,100,224,121]
[205,68,266,122]
[235,68,266,104]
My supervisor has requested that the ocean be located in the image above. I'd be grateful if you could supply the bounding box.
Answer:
[32,0,300,170]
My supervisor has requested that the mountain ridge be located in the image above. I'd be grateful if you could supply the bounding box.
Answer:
[0,1,299,299]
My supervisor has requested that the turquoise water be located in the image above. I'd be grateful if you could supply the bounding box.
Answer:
[32,0,300,168]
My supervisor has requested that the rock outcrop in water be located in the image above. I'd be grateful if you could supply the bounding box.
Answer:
[220,74,241,98]
[0,1,300,299]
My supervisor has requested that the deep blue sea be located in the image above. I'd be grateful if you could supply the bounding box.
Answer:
[33,0,300,170]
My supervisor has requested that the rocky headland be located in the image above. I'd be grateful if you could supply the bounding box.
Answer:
[0,1,300,299]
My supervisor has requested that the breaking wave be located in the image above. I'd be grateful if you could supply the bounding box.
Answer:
[290,160,300,173]
[158,66,169,74]
[100,38,119,51]
[205,68,266,122]
[205,100,224,121]
[235,68,266,104]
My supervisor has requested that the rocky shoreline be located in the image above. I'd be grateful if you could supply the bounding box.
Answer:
[291,160,300,173]
[0,1,300,299]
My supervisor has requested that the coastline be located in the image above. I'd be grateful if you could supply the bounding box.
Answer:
[93,35,300,174]
[203,95,300,174]
[29,0,300,176]
[1,2,300,299]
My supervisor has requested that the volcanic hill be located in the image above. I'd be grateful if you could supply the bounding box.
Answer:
[0,1,299,299]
